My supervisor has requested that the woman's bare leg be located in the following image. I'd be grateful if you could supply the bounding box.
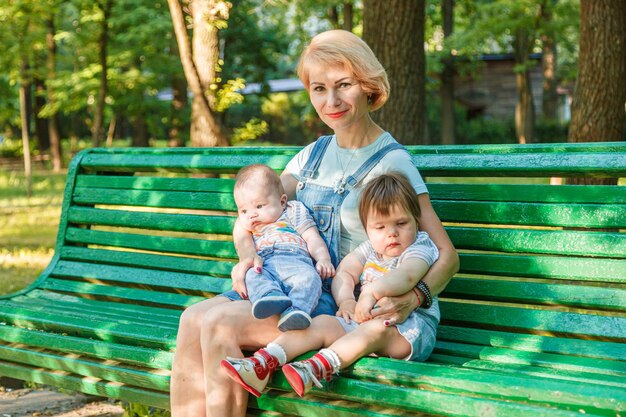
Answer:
[200,300,282,417]
[170,296,230,417]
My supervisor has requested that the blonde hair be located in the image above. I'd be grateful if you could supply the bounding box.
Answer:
[297,30,390,111]
[234,164,285,196]
[359,172,421,227]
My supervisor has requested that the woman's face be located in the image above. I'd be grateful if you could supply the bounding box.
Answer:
[307,63,370,133]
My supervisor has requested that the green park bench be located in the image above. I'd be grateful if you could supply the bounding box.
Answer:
[0,142,624,416]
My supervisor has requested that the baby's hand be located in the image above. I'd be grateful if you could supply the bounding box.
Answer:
[316,259,335,279]
[336,299,357,324]
[354,292,377,323]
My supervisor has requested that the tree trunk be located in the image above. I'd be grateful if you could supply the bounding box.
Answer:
[46,14,63,172]
[167,0,228,147]
[540,1,558,122]
[168,37,188,147]
[343,2,353,32]
[92,0,113,147]
[513,28,535,144]
[19,84,32,198]
[440,0,455,145]
[328,6,339,28]
[34,77,50,152]
[132,115,149,147]
[363,0,425,144]
[567,0,626,185]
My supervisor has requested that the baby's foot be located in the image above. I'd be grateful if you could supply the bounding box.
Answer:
[252,292,292,319]
[278,307,311,331]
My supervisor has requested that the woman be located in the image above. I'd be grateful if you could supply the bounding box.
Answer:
[170,29,459,417]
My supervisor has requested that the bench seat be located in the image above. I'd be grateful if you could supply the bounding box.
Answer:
[1,142,624,416]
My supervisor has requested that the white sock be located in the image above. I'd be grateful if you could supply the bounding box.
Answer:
[265,342,287,366]
[318,348,342,373]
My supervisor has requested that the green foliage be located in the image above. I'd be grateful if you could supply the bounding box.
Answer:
[122,402,170,417]
[215,78,246,113]
[231,118,269,144]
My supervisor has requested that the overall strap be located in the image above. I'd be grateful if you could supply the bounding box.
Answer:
[299,135,334,180]
[344,142,407,190]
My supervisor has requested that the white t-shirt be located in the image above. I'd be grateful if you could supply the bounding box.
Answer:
[285,132,428,258]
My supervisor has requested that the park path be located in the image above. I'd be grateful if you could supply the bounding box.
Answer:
[0,387,123,417]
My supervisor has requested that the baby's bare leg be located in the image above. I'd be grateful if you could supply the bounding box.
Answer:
[328,319,411,368]
[273,315,346,361]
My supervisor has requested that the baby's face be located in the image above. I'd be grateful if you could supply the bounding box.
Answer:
[365,204,417,260]
[234,182,286,232]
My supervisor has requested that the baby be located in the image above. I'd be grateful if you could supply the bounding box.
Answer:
[233,164,334,331]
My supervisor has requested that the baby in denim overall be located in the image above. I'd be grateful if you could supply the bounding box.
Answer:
[233,164,335,331]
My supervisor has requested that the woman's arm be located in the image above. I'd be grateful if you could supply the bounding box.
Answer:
[370,194,459,322]
[280,171,299,200]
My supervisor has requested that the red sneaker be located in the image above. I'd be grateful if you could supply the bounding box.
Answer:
[220,349,279,397]
[281,352,334,397]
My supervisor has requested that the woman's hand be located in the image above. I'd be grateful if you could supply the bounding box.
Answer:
[369,291,418,326]
[316,259,335,279]
[336,299,357,324]
[230,255,263,299]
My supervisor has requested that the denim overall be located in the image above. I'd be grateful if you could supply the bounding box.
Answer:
[222,135,406,317]
[294,135,406,315]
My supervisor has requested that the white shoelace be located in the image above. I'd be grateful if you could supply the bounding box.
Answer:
[290,360,325,389]
[226,354,266,371]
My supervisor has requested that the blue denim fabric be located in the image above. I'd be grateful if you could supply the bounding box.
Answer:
[220,280,335,317]
[245,246,322,314]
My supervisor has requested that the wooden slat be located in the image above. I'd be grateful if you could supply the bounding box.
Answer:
[60,246,234,278]
[0,342,169,391]
[68,207,235,235]
[343,357,625,410]
[439,300,626,340]
[447,227,626,258]
[78,144,626,178]
[442,276,626,311]
[1,296,176,330]
[265,375,597,417]
[50,260,232,294]
[406,141,626,155]
[79,153,296,173]
[433,341,626,376]
[42,278,206,308]
[76,174,235,193]
[0,361,169,409]
[0,325,172,369]
[458,253,626,282]
[428,354,626,389]
[413,151,626,177]
[437,326,626,361]
[21,290,181,323]
[434,201,625,228]
[428,183,626,204]
[73,187,237,212]
[0,302,174,349]
[64,227,237,259]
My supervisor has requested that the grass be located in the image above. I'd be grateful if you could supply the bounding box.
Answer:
[0,167,66,295]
